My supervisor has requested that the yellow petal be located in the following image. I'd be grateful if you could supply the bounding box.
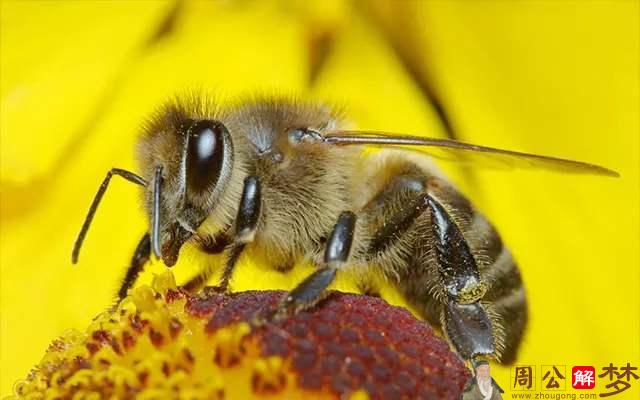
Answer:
[0,0,174,185]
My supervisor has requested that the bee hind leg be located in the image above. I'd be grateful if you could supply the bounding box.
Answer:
[426,193,495,359]
[365,173,496,360]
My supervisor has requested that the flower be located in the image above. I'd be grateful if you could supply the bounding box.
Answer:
[10,271,469,399]
[1,0,638,397]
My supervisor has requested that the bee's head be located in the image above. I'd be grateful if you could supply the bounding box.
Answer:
[138,102,234,266]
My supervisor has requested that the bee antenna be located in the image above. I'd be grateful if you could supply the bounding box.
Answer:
[72,168,146,264]
[151,165,163,259]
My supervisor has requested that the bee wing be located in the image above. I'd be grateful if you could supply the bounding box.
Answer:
[323,130,619,177]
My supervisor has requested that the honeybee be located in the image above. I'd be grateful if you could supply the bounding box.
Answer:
[72,95,618,363]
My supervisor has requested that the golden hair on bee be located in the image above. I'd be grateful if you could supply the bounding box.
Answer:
[72,93,618,364]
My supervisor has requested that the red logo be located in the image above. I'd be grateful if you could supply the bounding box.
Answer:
[572,366,596,389]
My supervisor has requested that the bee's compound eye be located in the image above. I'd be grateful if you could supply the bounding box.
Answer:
[186,120,227,192]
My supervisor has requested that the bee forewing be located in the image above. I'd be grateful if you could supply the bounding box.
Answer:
[324,130,619,177]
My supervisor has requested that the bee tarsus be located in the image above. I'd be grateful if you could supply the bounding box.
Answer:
[445,302,495,360]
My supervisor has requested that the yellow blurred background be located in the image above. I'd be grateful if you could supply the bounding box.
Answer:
[1,0,638,397]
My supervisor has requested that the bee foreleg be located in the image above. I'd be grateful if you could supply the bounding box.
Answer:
[184,176,261,293]
[116,232,151,301]
[271,211,357,319]
[72,168,146,264]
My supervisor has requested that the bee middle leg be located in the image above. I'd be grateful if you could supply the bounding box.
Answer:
[268,211,357,320]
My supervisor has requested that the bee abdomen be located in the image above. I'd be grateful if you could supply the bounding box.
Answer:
[481,247,527,363]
